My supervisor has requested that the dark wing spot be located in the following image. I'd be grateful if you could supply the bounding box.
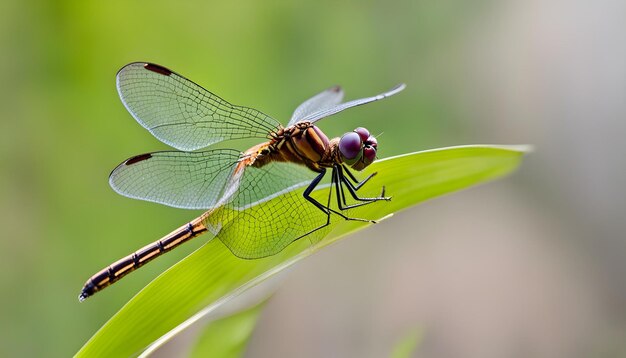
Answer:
[125,153,153,165]
[143,63,172,76]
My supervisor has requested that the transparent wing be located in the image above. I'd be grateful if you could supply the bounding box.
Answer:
[109,148,355,259]
[109,149,242,209]
[288,86,344,126]
[298,83,406,124]
[204,161,331,259]
[116,63,282,151]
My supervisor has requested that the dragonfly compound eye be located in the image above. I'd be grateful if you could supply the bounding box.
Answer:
[363,146,376,164]
[365,135,377,149]
[351,145,377,171]
[354,127,370,142]
[339,131,363,165]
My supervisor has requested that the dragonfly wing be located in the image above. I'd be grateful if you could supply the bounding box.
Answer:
[116,63,282,151]
[204,161,331,259]
[298,83,406,124]
[109,149,241,209]
[287,86,344,126]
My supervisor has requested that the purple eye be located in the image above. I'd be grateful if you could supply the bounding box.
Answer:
[339,132,363,164]
[365,135,377,148]
[363,146,377,165]
[354,127,370,142]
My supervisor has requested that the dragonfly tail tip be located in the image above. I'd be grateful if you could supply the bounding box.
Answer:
[78,291,89,302]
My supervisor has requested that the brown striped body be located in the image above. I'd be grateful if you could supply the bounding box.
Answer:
[79,122,342,301]
[238,121,341,173]
[79,215,208,301]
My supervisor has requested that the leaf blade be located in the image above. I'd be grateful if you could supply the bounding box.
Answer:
[76,145,529,357]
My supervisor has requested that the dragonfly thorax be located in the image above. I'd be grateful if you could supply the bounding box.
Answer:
[246,123,377,173]
[247,122,333,172]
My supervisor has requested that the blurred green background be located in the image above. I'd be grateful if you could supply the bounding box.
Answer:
[2,0,625,357]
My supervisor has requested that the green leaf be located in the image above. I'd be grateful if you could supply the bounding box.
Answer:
[391,327,422,358]
[189,300,265,358]
[76,145,529,357]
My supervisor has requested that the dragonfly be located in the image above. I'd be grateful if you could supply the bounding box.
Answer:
[79,62,405,301]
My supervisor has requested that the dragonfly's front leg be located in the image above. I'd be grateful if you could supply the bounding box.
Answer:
[341,164,377,190]
[332,167,385,210]
[336,166,391,209]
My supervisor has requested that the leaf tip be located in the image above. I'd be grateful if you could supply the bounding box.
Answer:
[508,144,534,154]
[376,213,394,222]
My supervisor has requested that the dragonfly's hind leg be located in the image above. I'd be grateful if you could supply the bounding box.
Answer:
[294,168,379,246]
[294,170,334,243]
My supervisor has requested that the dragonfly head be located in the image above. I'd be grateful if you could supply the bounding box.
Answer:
[338,127,378,171]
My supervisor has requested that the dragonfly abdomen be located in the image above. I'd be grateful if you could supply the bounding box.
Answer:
[79,217,208,301]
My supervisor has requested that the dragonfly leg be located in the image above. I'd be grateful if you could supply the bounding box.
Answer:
[333,166,384,210]
[292,167,379,246]
[293,167,378,248]
[334,167,352,209]
[317,167,380,222]
[303,169,332,215]
[293,170,334,244]
[337,166,391,205]
[303,169,372,224]
[341,165,388,198]
[341,164,377,190]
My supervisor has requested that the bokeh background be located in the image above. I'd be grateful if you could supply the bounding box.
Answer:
[1,0,625,357]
